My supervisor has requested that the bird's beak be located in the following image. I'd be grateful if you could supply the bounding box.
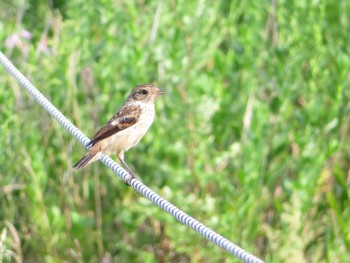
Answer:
[157,89,166,95]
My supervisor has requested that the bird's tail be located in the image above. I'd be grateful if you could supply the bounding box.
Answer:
[73,151,102,170]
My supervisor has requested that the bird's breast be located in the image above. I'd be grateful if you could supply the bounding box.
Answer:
[103,103,155,153]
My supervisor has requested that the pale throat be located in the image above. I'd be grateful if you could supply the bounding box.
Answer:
[132,100,155,114]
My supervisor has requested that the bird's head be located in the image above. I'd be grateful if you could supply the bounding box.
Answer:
[128,84,165,103]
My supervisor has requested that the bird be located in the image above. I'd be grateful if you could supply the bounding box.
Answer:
[73,84,164,185]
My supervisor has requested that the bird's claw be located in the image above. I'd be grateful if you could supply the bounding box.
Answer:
[124,174,136,186]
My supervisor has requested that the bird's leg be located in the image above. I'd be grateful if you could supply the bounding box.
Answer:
[117,151,136,185]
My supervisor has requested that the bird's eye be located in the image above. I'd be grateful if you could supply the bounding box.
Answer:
[141,89,148,95]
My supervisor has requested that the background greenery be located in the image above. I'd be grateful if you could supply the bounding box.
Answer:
[1,0,349,262]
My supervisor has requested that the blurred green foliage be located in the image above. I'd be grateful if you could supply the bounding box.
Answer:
[1,0,350,262]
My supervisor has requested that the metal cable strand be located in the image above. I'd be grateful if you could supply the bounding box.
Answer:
[0,51,265,263]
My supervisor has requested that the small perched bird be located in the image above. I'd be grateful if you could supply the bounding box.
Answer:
[73,84,164,184]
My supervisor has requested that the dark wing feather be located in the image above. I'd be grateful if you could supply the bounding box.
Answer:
[88,105,141,146]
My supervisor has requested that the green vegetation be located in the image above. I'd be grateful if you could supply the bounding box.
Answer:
[1,0,349,262]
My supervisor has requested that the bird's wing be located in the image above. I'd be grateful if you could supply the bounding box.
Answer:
[88,104,141,146]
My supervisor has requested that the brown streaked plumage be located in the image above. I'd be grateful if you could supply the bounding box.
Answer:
[73,84,164,185]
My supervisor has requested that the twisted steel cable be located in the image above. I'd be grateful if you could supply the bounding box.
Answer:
[0,50,265,263]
